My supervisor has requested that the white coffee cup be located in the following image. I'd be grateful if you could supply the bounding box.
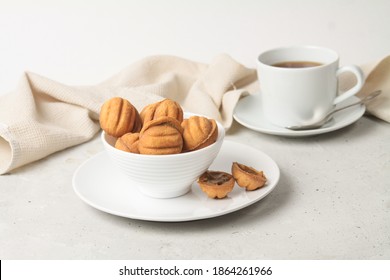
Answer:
[257,46,365,127]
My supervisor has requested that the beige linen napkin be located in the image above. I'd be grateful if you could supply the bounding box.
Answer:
[339,55,390,121]
[357,55,390,121]
[0,54,257,175]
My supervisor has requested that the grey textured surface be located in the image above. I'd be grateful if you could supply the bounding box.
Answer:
[1,116,389,259]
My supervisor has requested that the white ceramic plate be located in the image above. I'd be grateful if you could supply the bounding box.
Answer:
[72,140,280,222]
[233,93,365,137]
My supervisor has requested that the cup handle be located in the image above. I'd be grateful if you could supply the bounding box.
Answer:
[333,65,365,105]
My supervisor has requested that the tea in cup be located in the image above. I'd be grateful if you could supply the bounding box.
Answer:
[257,46,365,127]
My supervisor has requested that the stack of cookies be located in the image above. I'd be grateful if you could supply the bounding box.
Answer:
[99,97,218,155]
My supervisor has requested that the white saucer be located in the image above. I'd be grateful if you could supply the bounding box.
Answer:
[72,140,280,222]
[233,93,365,137]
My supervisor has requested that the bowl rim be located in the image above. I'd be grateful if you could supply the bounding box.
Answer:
[101,113,225,159]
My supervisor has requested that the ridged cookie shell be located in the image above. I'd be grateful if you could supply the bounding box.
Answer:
[99,97,142,137]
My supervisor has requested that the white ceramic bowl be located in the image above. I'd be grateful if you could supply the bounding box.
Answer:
[101,113,225,198]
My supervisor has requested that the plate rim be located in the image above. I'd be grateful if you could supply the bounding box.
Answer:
[233,93,365,137]
[72,140,280,222]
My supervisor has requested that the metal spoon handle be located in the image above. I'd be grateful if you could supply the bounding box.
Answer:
[325,90,382,119]
[286,90,382,130]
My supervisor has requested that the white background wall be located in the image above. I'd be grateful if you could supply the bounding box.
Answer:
[1,0,389,95]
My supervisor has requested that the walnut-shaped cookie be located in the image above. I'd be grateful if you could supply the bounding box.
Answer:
[198,171,235,199]
[115,133,140,154]
[181,116,218,152]
[231,162,267,191]
[140,98,183,125]
[138,117,183,155]
[99,97,142,137]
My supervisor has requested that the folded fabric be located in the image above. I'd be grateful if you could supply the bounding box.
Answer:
[357,55,390,121]
[0,54,257,174]
[0,54,389,175]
